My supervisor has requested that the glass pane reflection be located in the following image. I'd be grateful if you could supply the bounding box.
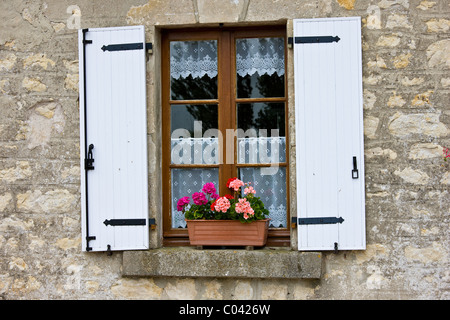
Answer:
[170,40,218,100]
[236,37,285,99]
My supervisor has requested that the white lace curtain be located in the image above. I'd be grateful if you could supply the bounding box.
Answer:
[171,168,219,229]
[170,40,218,79]
[170,138,287,228]
[170,38,285,79]
[236,37,285,77]
[171,137,286,165]
[240,167,287,228]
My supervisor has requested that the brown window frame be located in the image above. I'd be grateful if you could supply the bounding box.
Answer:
[161,26,290,247]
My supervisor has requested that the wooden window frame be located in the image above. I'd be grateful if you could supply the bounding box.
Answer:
[161,26,290,247]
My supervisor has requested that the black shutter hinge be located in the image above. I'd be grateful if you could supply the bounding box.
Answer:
[103,218,156,228]
[146,42,153,54]
[288,35,340,48]
[288,37,294,48]
[86,235,96,252]
[101,42,143,52]
[82,29,92,44]
[291,216,297,228]
[104,219,147,226]
[298,217,344,225]
[149,218,156,230]
[100,42,153,53]
[85,144,94,170]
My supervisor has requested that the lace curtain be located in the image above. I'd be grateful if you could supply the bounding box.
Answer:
[236,37,285,77]
[171,168,219,228]
[170,138,287,228]
[171,137,286,165]
[238,137,286,164]
[170,38,285,79]
[170,40,218,79]
[239,167,287,228]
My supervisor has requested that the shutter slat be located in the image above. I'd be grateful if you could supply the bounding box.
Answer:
[294,17,365,251]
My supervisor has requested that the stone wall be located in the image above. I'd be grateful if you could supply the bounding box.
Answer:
[0,0,448,299]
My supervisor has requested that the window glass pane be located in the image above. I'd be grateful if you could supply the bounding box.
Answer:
[171,168,219,228]
[171,104,219,165]
[236,37,285,98]
[239,167,287,228]
[170,40,218,100]
[237,103,285,164]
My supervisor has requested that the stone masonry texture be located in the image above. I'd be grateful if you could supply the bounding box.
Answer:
[0,0,449,299]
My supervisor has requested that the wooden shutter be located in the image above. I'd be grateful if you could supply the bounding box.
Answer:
[79,26,149,252]
[294,17,365,251]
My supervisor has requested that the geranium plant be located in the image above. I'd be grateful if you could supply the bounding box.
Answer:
[178,178,269,223]
[443,147,450,161]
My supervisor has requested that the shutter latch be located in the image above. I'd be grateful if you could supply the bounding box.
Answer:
[352,156,359,179]
[85,144,95,170]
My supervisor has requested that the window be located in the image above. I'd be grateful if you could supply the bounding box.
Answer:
[79,18,365,254]
[161,27,289,246]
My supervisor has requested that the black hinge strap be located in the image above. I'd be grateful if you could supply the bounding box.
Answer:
[104,219,147,226]
[146,42,153,53]
[101,42,153,53]
[298,217,344,225]
[101,42,144,52]
[289,36,340,44]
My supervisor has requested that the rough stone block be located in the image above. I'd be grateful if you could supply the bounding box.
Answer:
[123,247,322,279]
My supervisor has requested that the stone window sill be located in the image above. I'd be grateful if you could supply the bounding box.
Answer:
[122,247,322,279]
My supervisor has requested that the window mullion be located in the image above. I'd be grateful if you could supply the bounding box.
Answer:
[218,30,234,196]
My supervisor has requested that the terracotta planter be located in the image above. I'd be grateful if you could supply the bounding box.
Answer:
[186,219,269,247]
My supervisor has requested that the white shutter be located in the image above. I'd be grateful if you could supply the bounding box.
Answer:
[294,17,365,251]
[79,26,149,252]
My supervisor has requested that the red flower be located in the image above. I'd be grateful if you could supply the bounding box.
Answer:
[224,194,234,200]
[210,199,218,211]
[226,177,237,188]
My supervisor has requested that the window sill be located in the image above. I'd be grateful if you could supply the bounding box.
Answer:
[122,247,322,279]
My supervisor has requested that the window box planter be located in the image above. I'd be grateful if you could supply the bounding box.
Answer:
[186,219,270,247]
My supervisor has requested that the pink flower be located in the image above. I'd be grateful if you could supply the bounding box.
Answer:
[228,178,244,191]
[235,198,254,217]
[226,177,237,188]
[192,192,207,205]
[202,182,217,195]
[177,196,190,211]
[214,197,231,213]
[244,186,256,195]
